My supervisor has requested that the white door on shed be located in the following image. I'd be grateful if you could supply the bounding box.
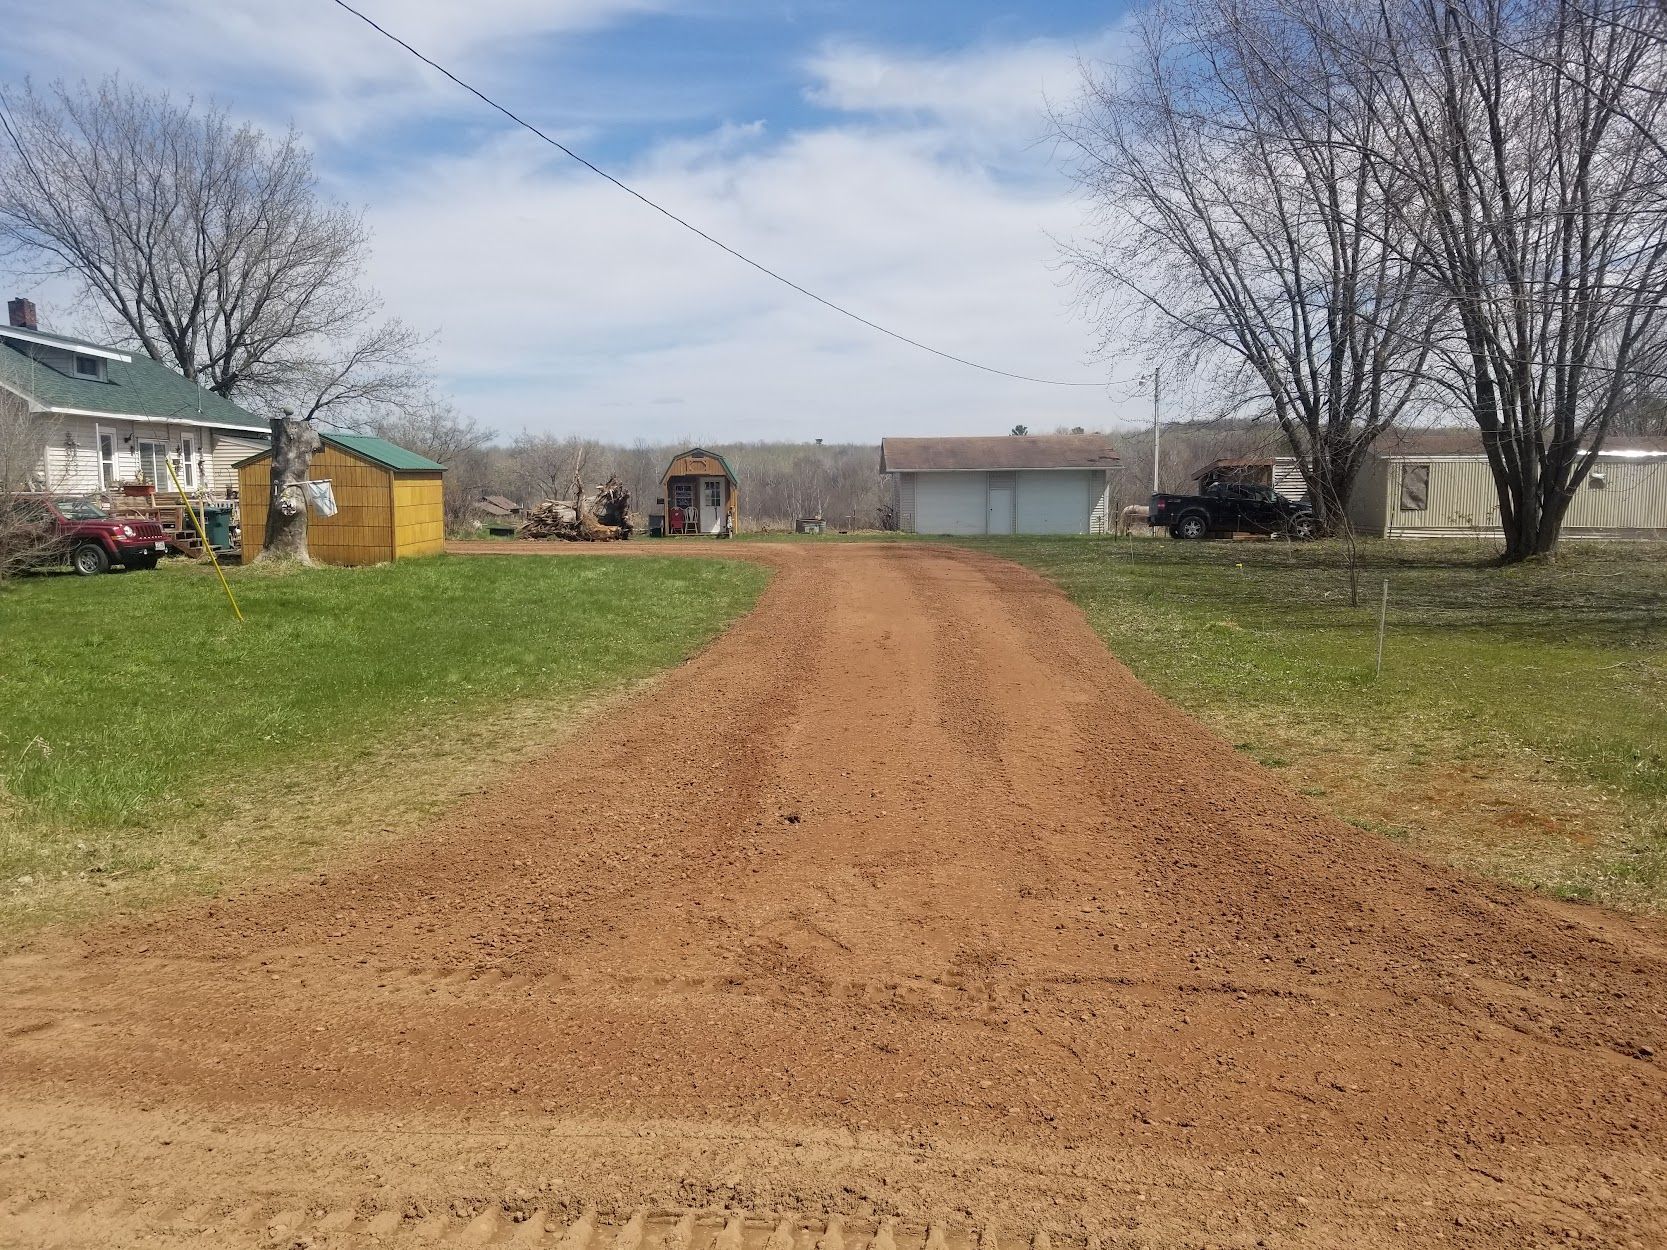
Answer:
[987,476,1014,535]
[700,477,726,533]
[913,472,988,534]
[1015,471,1092,534]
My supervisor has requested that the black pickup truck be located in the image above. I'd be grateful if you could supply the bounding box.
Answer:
[1148,482,1319,540]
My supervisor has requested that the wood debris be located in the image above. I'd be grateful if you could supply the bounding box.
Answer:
[520,475,633,541]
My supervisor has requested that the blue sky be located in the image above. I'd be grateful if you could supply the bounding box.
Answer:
[1,0,1152,442]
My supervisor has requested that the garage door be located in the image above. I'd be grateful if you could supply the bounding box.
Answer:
[913,472,988,534]
[1015,471,1092,534]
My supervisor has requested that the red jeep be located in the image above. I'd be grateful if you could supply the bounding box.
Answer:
[2,494,170,575]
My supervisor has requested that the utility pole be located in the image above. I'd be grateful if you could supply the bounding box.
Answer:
[1150,366,1162,493]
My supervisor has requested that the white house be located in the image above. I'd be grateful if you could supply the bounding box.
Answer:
[881,434,1120,535]
[0,298,268,498]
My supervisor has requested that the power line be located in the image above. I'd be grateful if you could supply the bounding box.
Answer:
[328,0,1116,390]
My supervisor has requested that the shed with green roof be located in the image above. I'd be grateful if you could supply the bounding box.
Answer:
[236,433,445,566]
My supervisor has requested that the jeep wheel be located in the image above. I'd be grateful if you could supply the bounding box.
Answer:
[1286,515,1319,541]
[1174,513,1210,541]
[125,554,160,571]
[71,543,111,576]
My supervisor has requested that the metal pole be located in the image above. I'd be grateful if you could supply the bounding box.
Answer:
[1151,365,1161,495]
[1374,578,1388,678]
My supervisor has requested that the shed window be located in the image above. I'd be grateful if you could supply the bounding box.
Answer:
[74,354,105,380]
[1400,463,1430,511]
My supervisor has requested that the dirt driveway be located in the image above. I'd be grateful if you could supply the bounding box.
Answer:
[2,542,1663,1248]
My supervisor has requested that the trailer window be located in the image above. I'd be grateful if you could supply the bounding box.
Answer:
[1400,463,1430,512]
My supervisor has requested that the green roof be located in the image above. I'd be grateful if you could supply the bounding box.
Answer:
[233,432,445,473]
[0,327,265,431]
[326,433,445,472]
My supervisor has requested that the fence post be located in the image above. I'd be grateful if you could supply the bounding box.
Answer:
[1374,578,1389,678]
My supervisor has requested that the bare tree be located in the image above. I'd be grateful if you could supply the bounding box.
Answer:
[1061,0,1437,533]
[1342,0,1667,560]
[0,78,424,423]
[375,398,495,529]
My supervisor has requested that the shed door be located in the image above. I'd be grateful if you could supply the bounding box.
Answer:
[701,477,725,533]
[987,473,1015,535]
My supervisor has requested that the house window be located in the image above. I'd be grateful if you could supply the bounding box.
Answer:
[1400,463,1430,512]
[178,435,195,488]
[98,431,116,488]
[74,354,104,380]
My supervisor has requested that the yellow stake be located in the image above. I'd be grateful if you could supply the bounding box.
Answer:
[163,457,244,623]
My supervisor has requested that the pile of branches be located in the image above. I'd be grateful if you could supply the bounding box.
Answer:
[521,473,633,541]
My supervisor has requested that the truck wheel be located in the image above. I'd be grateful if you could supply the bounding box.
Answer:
[71,543,111,576]
[1174,513,1210,541]
[126,554,160,571]
[1286,515,1319,541]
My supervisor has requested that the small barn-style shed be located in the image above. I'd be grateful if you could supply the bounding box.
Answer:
[237,433,445,566]
[658,447,739,535]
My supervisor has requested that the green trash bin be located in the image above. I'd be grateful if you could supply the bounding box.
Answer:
[200,505,233,551]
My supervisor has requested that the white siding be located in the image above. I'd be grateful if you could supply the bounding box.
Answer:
[1088,470,1112,534]
[209,432,268,496]
[1347,455,1391,538]
[896,472,916,532]
[35,414,104,492]
[1015,470,1094,534]
[1272,459,1309,501]
[913,472,988,535]
[26,412,263,497]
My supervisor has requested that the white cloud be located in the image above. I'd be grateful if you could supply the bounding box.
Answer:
[365,116,1143,441]
[804,33,1119,145]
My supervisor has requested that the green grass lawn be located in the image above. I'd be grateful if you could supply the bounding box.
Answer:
[977,535,1667,912]
[0,553,769,932]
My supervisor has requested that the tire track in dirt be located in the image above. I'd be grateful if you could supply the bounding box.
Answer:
[1,542,1664,1247]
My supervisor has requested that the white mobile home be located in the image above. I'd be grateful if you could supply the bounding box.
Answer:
[1347,429,1667,540]
[881,435,1120,535]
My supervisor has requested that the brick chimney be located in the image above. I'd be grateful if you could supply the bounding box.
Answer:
[8,298,37,331]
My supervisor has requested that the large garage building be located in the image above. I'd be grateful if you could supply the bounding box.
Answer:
[881,434,1120,535]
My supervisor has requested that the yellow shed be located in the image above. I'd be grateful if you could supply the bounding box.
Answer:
[237,433,446,566]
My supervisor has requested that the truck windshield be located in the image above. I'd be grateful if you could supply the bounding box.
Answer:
[53,497,109,520]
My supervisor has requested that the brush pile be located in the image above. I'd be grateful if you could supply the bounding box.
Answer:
[520,474,633,541]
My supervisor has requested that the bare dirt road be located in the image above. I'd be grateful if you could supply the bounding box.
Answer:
[2,543,1664,1249]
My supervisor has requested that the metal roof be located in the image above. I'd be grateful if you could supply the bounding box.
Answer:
[881,434,1120,472]
[234,433,445,473]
